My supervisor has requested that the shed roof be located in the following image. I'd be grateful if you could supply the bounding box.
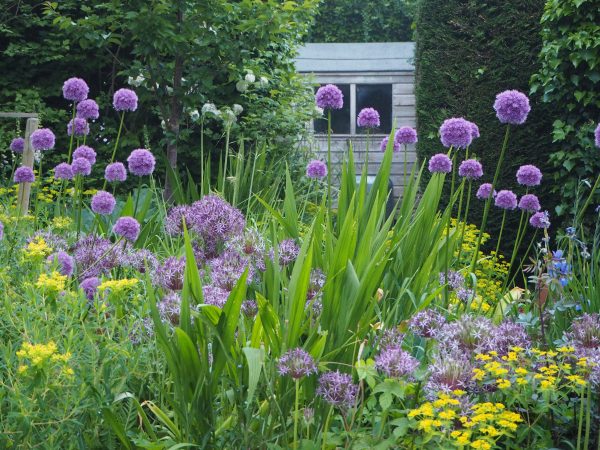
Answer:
[295,42,415,73]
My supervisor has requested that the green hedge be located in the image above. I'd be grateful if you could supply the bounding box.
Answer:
[414,0,556,254]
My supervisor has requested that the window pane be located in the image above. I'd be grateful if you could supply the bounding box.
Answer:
[356,84,392,134]
[314,84,351,134]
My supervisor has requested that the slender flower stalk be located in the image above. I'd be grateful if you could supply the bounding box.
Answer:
[327,109,332,216]
[102,111,125,190]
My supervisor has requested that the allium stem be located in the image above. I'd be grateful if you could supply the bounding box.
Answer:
[293,379,300,449]
[321,405,333,450]
[200,118,205,196]
[493,210,507,267]
[577,172,600,223]
[66,104,77,163]
[470,125,510,274]
[403,143,408,188]
[221,125,231,194]
[103,111,125,190]
[456,181,473,263]
[327,110,332,217]
[134,176,143,217]
[501,204,529,296]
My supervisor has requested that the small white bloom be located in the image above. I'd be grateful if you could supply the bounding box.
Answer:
[315,106,324,117]
[236,80,249,93]
[221,108,237,126]
[245,73,256,83]
[160,120,166,130]
[189,109,200,121]
[201,102,218,115]
[166,86,173,94]
[259,76,269,87]
[232,104,243,116]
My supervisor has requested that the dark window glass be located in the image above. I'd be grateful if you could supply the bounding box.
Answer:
[314,84,351,134]
[356,84,392,134]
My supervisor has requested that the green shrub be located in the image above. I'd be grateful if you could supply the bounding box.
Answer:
[414,0,556,253]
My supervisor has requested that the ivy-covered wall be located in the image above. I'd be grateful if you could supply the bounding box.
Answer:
[414,0,556,253]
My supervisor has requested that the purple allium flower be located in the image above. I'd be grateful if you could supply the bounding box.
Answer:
[439,117,473,149]
[530,211,550,229]
[458,159,483,180]
[202,284,230,309]
[73,145,97,165]
[54,163,73,180]
[113,88,138,111]
[408,309,447,338]
[62,77,89,103]
[14,166,35,183]
[428,153,452,173]
[209,249,254,290]
[315,84,343,110]
[10,137,24,154]
[375,347,419,379]
[516,164,542,187]
[495,190,518,210]
[242,300,258,318]
[154,256,186,291]
[76,99,99,120]
[306,159,327,179]
[127,148,155,176]
[436,315,494,354]
[469,121,480,139]
[306,268,326,316]
[225,228,268,272]
[380,136,401,152]
[278,348,318,379]
[105,162,127,183]
[456,287,474,301]
[73,234,123,278]
[376,328,405,351]
[165,205,191,236]
[30,231,67,252]
[30,128,55,151]
[113,216,140,242]
[357,107,380,128]
[595,123,600,148]
[121,248,158,273]
[317,371,359,409]
[71,157,92,176]
[67,118,90,137]
[439,270,464,290]
[395,126,418,145]
[91,191,116,215]
[80,276,100,301]
[425,352,474,398]
[486,321,531,356]
[157,292,184,326]
[476,183,496,200]
[565,313,600,357]
[47,251,75,277]
[278,239,300,266]
[518,193,541,213]
[494,90,530,125]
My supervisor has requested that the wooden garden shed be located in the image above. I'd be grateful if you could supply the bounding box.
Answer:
[295,42,416,199]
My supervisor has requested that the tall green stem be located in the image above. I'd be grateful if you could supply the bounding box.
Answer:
[327,110,332,217]
[102,112,125,190]
[134,177,143,217]
[457,182,473,263]
[200,118,205,196]
[578,173,600,223]
[293,379,300,449]
[321,406,334,450]
[221,126,230,194]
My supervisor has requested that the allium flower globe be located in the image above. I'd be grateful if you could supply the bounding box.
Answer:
[113,216,141,242]
[530,211,550,229]
[278,239,300,266]
[67,118,89,137]
[113,88,138,111]
[54,163,74,180]
[10,137,24,154]
[315,84,343,110]
[91,191,116,215]
[476,183,496,200]
[495,190,518,210]
[127,149,156,176]
[202,285,230,309]
[439,117,473,149]
[73,145,97,165]
[458,159,483,180]
[375,347,419,379]
[30,128,55,151]
[494,90,531,125]
[380,136,401,152]
[408,309,446,338]
[469,121,480,139]
[71,157,92,176]
[48,251,75,277]
[105,162,127,182]
[395,126,418,144]
[277,348,317,379]
[516,164,542,186]
[80,277,100,300]
[76,99,99,120]
[317,371,358,409]
[306,160,327,179]
[428,153,452,173]
[14,166,35,183]
[62,77,89,102]
[356,107,380,128]
[518,193,541,213]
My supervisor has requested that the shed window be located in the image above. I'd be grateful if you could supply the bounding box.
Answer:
[313,84,351,134]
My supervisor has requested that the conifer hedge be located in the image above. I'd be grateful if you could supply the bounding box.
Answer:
[414,0,556,252]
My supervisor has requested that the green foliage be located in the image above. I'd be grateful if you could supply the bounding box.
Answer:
[307,0,413,42]
[530,0,600,219]
[414,0,556,253]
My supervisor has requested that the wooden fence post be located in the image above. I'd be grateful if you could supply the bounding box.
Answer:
[17,117,38,215]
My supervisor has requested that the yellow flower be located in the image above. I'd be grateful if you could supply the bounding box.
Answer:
[496,378,511,389]
[52,216,73,229]
[471,439,491,450]
[516,377,528,386]
[98,278,139,295]
[515,367,528,376]
[438,409,456,420]
[36,271,67,295]
[24,237,53,259]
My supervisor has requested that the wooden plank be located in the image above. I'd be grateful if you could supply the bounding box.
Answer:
[0,112,38,118]
[393,94,416,106]
[392,83,414,95]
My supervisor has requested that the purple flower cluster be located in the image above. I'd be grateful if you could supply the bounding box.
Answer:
[157,292,183,326]
[395,126,418,145]
[436,315,494,355]
[91,191,116,215]
[72,157,92,176]
[113,216,140,242]
[487,321,531,356]
[122,248,158,274]
[495,190,518,210]
[376,328,405,351]
[278,348,318,379]
[439,118,476,149]
[317,371,358,409]
[63,77,89,103]
[458,159,483,180]
[14,166,35,183]
[73,234,123,278]
[408,309,447,338]
[439,270,464,290]
[242,300,258,318]
[73,145,97,165]
[476,183,496,200]
[315,84,343,110]
[48,251,75,277]
[306,159,327,179]
[113,88,138,111]
[518,193,541,213]
[209,249,254,290]
[516,164,542,187]
[105,162,127,182]
[306,268,326,316]
[127,149,155,176]
[77,99,99,120]
[10,137,24,154]
[80,276,100,301]
[428,153,452,173]
[380,136,401,153]
[30,128,55,151]
[202,284,230,309]
[375,347,419,379]
[565,313,600,357]
[425,352,474,397]
[67,118,89,137]
[530,211,550,229]
[278,239,300,266]
[154,256,186,291]
[54,163,73,180]
[494,90,530,125]
[357,107,380,128]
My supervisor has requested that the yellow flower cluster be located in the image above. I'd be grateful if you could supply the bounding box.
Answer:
[36,271,67,295]
[16,341,74,378]
[51,216,73,230]
[24,236,53,259]
[98,278,139,295]
[408,391,522,448]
